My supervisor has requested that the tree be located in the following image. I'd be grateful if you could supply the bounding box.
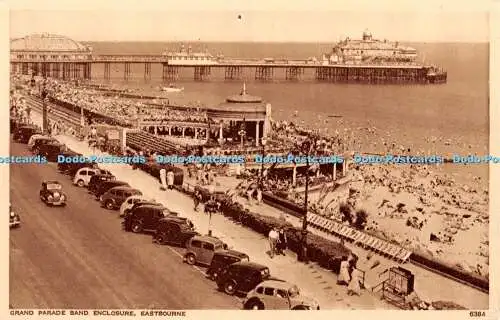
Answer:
[354,209,368,230]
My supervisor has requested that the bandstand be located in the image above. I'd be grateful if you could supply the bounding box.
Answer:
[10,33,93,80]
[206,84,271,146]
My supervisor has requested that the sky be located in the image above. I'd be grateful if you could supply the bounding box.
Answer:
[7,0,491,43]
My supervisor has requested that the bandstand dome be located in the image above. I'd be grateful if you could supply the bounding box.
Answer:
[10,33,91,52]
[206,83,269,121]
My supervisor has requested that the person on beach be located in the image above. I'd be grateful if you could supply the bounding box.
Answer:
[268,227,279,258]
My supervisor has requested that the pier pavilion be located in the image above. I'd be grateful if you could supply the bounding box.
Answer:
[206,84,271,147]
[10,33,93,80]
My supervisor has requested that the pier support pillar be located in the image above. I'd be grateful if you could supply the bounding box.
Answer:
[285,67,303,81]
[224,66,243,80]
[104,62,111,80]
[182,127,186,137]
[144,62,151,81]
[163,64,179,81]
[255,66,273,81]
[154,126,158,135]
[168,127,172,136]
[292,165,297,186]
[219,123,223,140]
[194,66,211,81]
[194,128,198,139]
[124,62,131,81]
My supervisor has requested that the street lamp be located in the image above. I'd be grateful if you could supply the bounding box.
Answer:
[207,183,215,236]
[296,133,319,263]
[260,137,268,188]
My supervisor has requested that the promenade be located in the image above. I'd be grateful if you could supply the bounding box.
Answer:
[29,111,391,309]
[28,106,488,310]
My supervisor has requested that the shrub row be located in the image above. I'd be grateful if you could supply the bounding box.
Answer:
[177,184,351,273]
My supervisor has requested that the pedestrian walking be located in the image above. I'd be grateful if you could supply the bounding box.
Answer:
[277,228,288,255]
[268,227,279,258]
[167,170,174,190]
[194,190,203,211]
[256,188,262,204]
[159,167,167,191]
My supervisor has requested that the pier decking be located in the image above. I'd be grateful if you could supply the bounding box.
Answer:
[10,54,447,84]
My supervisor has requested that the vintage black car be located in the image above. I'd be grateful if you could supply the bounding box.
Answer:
[39,180,67,206]
[9,204,21,228]
[206,250,250,281]
[57,150,84,173]
[88,173,115,194]
[13,125,42,144]
[153,216,199,247]
[123,200,163,217]
[94,180,129,198]
[123,205,179,233]
[36,142,65,162]
[31,136,57,152]
[216,261,277,296]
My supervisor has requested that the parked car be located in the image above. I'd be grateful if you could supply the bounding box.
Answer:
[28,134,52,149]
[119,195,149,217]
[206,250,250,281]
[153,217,199,247]
[39,180,67,206]
[31,136,58,152]
[13,125,42,144]
[73,168,112,187]
[216,261,276,296]
[57,150,84,173]
[9,204,20,228]
[100,186,143,210]
[36,142,65,162]
[184,236,226,266]
[243,280,320,310]
[123,205,176,233]
[94,180,130,199]
[87,173,115,194]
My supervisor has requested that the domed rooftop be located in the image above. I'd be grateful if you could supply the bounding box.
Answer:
[10,33,91,52]
[225,83,263,103]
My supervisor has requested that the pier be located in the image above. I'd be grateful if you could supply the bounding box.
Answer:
[10,33,447,84]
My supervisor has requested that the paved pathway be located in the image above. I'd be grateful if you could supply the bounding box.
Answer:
[29,109,488,309]
[28,111,393,309]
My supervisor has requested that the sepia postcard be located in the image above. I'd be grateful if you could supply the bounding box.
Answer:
[2,0,498,319]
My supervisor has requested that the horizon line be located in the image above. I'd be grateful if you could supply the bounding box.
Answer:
[9,37,489,44]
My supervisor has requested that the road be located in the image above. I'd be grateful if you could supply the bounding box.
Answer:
[9,140,241,309]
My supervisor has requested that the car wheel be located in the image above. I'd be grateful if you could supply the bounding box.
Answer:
[77,180,85,187]
[131,220,143,233]
[292,306,309,310]
[105,200,114,210]
[245,300,264,310]
[185,253,196,265]
[224,280,237,295]
[155,232,166,244]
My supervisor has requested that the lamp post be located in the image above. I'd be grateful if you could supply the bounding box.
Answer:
[297,133,319,263]
[260,137,267,187]
[207,183,215,236]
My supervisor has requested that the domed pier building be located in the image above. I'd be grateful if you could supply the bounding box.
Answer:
[10,33,93,79]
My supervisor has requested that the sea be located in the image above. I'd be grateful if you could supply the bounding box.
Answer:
[83,41,490,186]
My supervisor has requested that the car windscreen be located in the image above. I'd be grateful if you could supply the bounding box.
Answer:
[47,183,62,190]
